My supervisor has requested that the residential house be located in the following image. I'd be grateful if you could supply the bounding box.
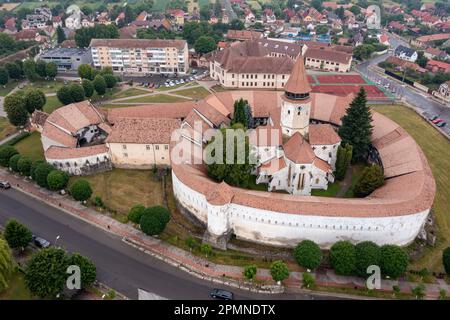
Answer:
[394,45,418,62]
[378,34,390,47]
[245,10,256,24]
[226,29,263,41]
[65,11,82,30]
[4,17,17,33]
[304,47,353,72]
[222,13,229,24]
[115,12,126,25]
[23,7,52,29]
[52,15,62,28]
[435,81,450,101]
[426,59,450,73]
[424,47,449,60]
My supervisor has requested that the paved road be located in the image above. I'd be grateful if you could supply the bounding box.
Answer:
[355,31,450,137]
[0,187,344,300]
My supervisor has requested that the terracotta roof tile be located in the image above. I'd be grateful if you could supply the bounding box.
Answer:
[45,145,109,160]
[309,123,341,145]
[284,56,312,94]
[283,132,316,164]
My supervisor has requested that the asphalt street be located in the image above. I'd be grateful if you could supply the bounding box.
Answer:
[0,187,343,300]
[356,32,450,137]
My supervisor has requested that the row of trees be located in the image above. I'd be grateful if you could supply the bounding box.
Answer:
[128,204,171,236]
[4,88,46,127]
[293,239,410,279]
[0,145,92,201]
[0,59,56,88]
[57,65,118,105]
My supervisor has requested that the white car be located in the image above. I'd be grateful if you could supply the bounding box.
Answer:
[169,82,175,87]
[180,79,185,84]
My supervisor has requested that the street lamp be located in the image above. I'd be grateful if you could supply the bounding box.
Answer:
[55,235,61,248]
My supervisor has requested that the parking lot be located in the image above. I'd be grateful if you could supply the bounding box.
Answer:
[122,67,209,89]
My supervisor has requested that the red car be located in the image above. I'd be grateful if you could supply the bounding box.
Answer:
[432,118,443,124]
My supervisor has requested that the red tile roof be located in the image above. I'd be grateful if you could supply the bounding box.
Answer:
[283,132,316,164]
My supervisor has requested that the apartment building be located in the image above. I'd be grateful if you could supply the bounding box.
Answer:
[90,39,189,75]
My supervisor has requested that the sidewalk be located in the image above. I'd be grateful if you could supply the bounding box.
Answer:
[0,168,448,299]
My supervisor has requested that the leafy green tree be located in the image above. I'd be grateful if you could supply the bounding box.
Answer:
[128,204,146,224]
[411,284,426,300]
[93,75,107,96]
[335,144,353,181]
[17,156,32,176]
[243,265,257,281]
[0,67,9,86]
[200,243,212,258]
[34,162,55,188]
[9,154,21,172]
[30,160,45,180]
[75,24,120,48]
[316,25,328,35]
[4,93,28,127]
[294,240,322,270]
[330,241,356,276]
[270,260,289,284]
[70,179,93,201]
[0,238,14,293]
[57,86,74,105]
[416,51,428,68]
[68,253,97,289]
[103,74,117,89]
[35,60,47,78]
[443,247,450,276]
[45,62,57,79]
[380,245,409,279]
[353,44,375,60]
[0,146,18,167]
[5,62,22,80]
[194,36,217,54]
[439,289,447,300]
[69,83,85,102]
[25,248,69,298]
[139,205,171,236]
[23,59,38,82]
[99,67,114,76]
[78,64,94,80]
[56,26,66,44]
[354,165,385,197]
[82,79,94,98]
[355,241,381,277]
[302,272,316,289]
[338,88,373,162]
[185,235,197,252]
[3,219,32,250]
[229,19,244,30]
[47,170,69,191]
[24,89,46,113]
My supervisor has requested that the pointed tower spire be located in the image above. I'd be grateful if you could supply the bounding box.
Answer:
[284,56,312,100]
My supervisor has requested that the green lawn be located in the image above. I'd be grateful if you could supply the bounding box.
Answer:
[0,81,20,97]
[0,270,35,300]
[13,132,44,161]
[112,88,149,99]
[23,80,65,94]
[311,181,341,197]
[69,169,164,217]
[118,94,190,104]
[43,96,63,114]
[0,117,17,141]
[175,87,210,100]
[372,104,450,273]
[343,164,367,198]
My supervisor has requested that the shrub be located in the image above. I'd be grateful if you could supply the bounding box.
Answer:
[0,146,18,167]
[93,75,106,96]
[17,156,32,176]
[355,241,381,277]
[380,245,409,279]
[439,289,447,300]
[70,179,93,201]
[94,196,104,208]
[34,162,55,188]
[0,238,14,292]
[46,170,69,191]
[302,272,315,289]
[9,154,21,172]
[294,240,322,270]
[330,241,356,276]
[443,247,450,276]
[354,165,385,197]
[185,235,198,251]
[139,205,171,236]
[411,284,426,300]
[103,73,117,88]
[3,219,32,250]
[128,204,146,224]
[69,83,85,102]
[56,85,74,105]
[82,79,94,98]
[270,260,289,283]
[243,265,257,280]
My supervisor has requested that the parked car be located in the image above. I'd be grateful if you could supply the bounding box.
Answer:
[32,235,51,248]
[428,114,438,121]
[0,181,11,189]
[210,288,234,300]
[180,79,185,84]
[437,122,447,127]
[432,118,443,124]
[189,76,195,81]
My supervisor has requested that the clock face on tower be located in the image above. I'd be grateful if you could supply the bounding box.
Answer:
[297,106,302,112]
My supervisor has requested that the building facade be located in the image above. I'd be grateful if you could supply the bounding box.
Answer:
[40,48,92,71]
[90,39,189,75]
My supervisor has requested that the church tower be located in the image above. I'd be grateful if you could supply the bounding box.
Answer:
[280,56,312,138]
